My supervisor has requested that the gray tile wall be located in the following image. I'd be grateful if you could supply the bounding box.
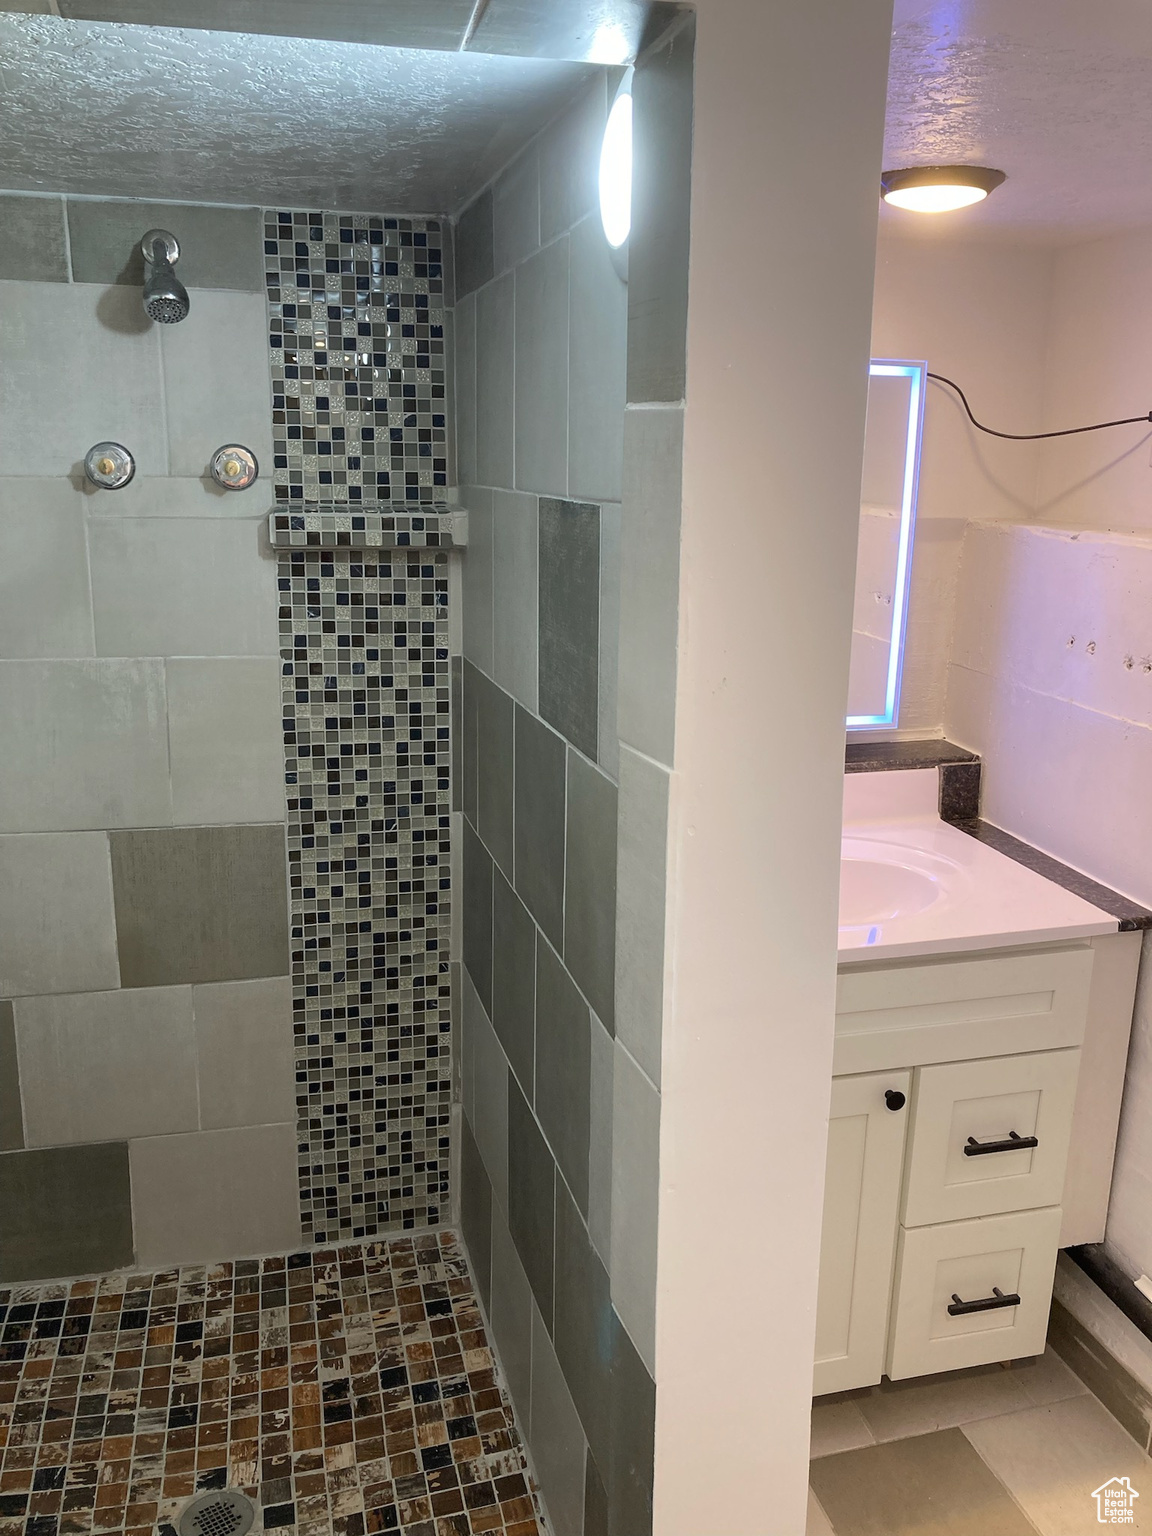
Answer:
[454,69,665,1536]
[0,193,298,1283]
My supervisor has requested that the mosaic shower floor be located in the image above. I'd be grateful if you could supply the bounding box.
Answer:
[0,1231,542,1536]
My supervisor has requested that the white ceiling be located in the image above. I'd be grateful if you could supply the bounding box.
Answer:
[0,14,597,212]
[884,0,1152,240]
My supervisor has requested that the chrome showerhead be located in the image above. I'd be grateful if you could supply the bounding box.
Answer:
[141,229,189,323]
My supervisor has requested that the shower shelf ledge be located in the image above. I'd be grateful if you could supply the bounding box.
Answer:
[268,499,467,551]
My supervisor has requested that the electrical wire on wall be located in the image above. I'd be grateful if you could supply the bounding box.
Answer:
[928,372,1152,441]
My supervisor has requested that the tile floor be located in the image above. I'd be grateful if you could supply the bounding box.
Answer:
[0,1231,542,1536]
[809,1351,1152,1534]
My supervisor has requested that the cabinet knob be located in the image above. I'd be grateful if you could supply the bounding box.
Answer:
[884,1089,906,1112]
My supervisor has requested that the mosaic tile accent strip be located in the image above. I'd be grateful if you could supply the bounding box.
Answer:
[0,1232,543,1536]
[269,505,466,552]
[281,544,453,1242]
[263,210,448,506]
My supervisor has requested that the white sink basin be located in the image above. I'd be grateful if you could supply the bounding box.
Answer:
[838,767,1116,962]
[840,855,941,926]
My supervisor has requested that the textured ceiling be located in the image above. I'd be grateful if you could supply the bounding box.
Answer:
[0,14,597,211]
[22,0,681,63]
[884,0,1152,239]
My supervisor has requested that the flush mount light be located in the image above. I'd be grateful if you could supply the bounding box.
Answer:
[881,165,1006,213]
[599,69,634,258]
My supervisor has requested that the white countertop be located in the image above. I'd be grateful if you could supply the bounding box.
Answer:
[839,768,1116,965]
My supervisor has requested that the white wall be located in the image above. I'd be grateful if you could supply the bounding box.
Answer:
[1037,227,1152,530]
[937,225,1152,1285]
[651,1,892,1531]
[869,233,1053,730]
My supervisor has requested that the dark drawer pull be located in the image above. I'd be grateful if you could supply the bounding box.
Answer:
[947,1286,1022,1317]
[964,1131,1039,1157]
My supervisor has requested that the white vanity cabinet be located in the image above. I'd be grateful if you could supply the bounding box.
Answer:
[814,932,1141,1395]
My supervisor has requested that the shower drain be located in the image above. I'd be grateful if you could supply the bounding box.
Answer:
[176,1490,256,1536]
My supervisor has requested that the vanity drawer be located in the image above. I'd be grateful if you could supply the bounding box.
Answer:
[834,946,1094,1074]
[903,1048,1081,1225]
[886,1206,1061,1380]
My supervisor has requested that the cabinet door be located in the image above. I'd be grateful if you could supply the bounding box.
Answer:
[814,1070,911,1395]
[903,1048,1080,1225]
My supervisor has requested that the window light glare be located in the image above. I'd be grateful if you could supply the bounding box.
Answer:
[599,85,633,249]
[884,183,989,213]
[880,165,1006,215]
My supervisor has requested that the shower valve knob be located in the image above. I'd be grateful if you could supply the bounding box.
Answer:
[210,444,259,491]
[84,441,135,490]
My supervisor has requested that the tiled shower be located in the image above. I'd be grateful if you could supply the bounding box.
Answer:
[0,11,694,1536]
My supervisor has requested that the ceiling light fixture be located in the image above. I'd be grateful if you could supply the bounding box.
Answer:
[881,165,1006,213]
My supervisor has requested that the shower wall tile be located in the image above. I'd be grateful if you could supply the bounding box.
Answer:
[604,1307,657,1533]
[493,488,539,710]
[277,539,453,1240]
[508,1072,556,1326]
[264,211,447,505]
[492,865,537,1097]
[614,745,670,1084]
[66,198,264,291]
[539,79,608,246]
[564,751,618,1031]
[617,404,684,767]
[476,665,516,874]
[0,658,171,833]
[494,146,541,275]
[0,480,95,657]
[463,819,494,1017]
[455,289,478,485]
[0,282,167,477]
[129,1123,300,1267]
[568,214,627,504]
[609,1041,660,1374]
[490,1196,534,1414]
[88,516,278,658]
[476,270,516,487]
[553,1174,612,1455]
[0,194,67,282]
[159,289,274,477]
[627,15,694,406]
[0,1141,133,1283]
[0,1002,24,1151]
[14,985,199,1146]
[513,705,567,952]
[193,976,295,1131]
[462,485,495,672]
[452,653,464,814]
[0,831,119,998]
[539,497,600,759]
[535,937,592,1217]
[454,64,667,1536]
[588,1012,614,1264]
[109,823,289,988]
[529,1305,588,1536]
[165,657,285,825]
[598,501,622,780]
[463,656,482,822]
[81,473,261,517]
[514,237,570,496]
[465,968,510,1213]
[584,1453,609,1536]
[460,1114,493,1310]
[456,187,495,301]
